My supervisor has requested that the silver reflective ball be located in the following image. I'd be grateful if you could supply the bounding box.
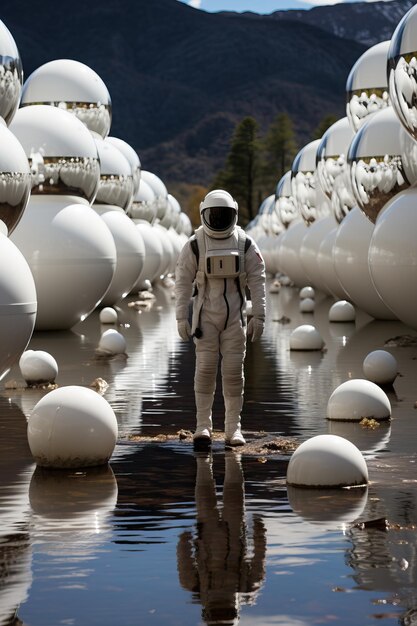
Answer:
[107,136,141,197]
[129,178,157,222]
[388,5,417,141]
[0,20,23,125]
[291,140,329,225]
[93,135,134,212]
[276,170,299,229]
[346,41,391,133]
[0,124,31,234]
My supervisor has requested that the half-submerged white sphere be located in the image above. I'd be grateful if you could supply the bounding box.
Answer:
[0,232,37,381]
[19,349,58,384]
[329,300,356,322]
[20,59,112,138]
[299,297,315,313]
[363,350,398,386]
[289,324,324,351]
[327,379,391,421]
[27,386,118,468]
[99,307,118,324]
[98,329,127,355]
[287,434,368,488]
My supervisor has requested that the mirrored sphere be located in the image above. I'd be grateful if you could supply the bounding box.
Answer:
[20,59,112,138]
[0,123,31,234]
[291,139,329,225]
[275,170,299,229]
[128,178,157,222]
[107,136,141,196]
[10,105,100,204]
[348,107,417,223]
[167,193,181,231]
[0,19,23,125]
[93,135,134,212]
[388,5,417,141]
[140,170,168,221]
[346,40,391,132]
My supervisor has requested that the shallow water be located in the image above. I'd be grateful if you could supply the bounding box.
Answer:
[2,282,417,626]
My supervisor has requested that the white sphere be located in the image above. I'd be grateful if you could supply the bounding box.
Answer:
[368,188,417,329]
[9,105,100,204]
[94,135,134,213]
[19,349,58,384]
[107,136,141,197]
[0,232,37,381]
[329,300,356,322]
[289,324,324,351]
[27,386,118,468]
[129,178,157,222]
[317,226,349,300]
[99,307,118,324]
[346,40,390,132]
[327,379,391,421]
[292,139,330,225]
[363,350,398,386]
[140,170,168,221]
[299,215,336,294]
[131,221,163,287]
[0,19,23,125]
[278,220,310,287]
[11,198,117,330]
[316,117,355,205]
[276,170,299,229]
[98,329,127,355]
[299,286,315,299]
[0,123,31,234]
[299,297,315,313]
[20,59,112,138]
[287,434,368,487]
[333,206,396,320]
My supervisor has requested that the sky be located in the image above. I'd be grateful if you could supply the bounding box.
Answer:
[177,0,390,12]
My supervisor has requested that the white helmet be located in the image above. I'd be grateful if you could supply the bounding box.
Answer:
[200,189,238,238]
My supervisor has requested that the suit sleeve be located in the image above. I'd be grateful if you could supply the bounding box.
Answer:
[245,236,266,321]
[174,240,198,321]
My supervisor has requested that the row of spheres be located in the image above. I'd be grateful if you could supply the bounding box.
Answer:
[0,25,192,382]
[250,4,417,333]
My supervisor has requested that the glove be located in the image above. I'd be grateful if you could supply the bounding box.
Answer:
[177,319,192,341]
[247,317,264,342]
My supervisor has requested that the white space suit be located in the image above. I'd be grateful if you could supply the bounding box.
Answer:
[175,189,266,446]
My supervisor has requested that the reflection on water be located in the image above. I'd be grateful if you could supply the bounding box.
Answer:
[1,281,417,624]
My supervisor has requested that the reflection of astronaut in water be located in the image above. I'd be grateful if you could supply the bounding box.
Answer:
[177,451,266,625]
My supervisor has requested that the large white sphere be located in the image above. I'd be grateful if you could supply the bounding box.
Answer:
[317,227,349,300]
[289,324,324,351]
[346,40,391,132]
[0,232,37,381]
[348,107,417,223]
[107,136,141,197]
[333,206,396,319]
[10,105,100,204]
[0,19,23,125]
[131,221,163,287]
[368,188,417,329]
[94,134,134,213]
[98,329,127,355]
[327,379,391,421]
[287,434,368,487]
[27,386,118,468]
[0,123,31,235]
[19,349,58,384]
[278,220,310,287]
[11,198,117,330]
[388,5,417,141]
[20,59,112,138]
[140,170,168,221]
[128,178,157,222]
[329,300,356,322]
[299,215,337,294]
[363,350,398,386]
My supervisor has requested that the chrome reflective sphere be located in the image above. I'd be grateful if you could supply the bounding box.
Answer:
[93,135,134,212]
[388,6,417,141]
[9,105,100,204]
[107,136,141,196]
[346,41,391,132]
[128,178,157,223]
[348,107,417,223]
[316,117,355,223]
[276,170,299,229]
[291,139,329,225]
[0,20,23,125]
[21,59,112,138]
[140,170,168,221]
[0,123,31,234]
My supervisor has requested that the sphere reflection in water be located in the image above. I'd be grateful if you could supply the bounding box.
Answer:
[287,485,368,527]
[20,58,112,139]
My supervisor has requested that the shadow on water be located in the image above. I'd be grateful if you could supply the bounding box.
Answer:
[1,282,417,624]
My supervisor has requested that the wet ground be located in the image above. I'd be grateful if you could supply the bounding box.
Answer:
[2,280,417,626]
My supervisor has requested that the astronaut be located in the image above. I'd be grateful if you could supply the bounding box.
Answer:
[174,189,266,446]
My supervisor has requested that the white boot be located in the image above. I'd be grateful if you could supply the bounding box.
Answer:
[194,392,213,443]
[224,395,246,446]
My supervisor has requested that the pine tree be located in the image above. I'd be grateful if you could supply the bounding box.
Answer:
[260,112,298,194]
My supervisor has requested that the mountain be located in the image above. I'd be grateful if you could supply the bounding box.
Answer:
[0,0,410,191]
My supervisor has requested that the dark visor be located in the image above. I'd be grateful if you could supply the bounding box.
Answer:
[202,206,235,231]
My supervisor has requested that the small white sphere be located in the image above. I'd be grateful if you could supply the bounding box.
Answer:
[27,386,118,468]
[289,324,324,351]
[363,350,398,386]
[299,286,315,300]
[299,297,315,313]
[329,300,356,322]
[19,349,58,384]
[327,378,391,421]
[98,329,127,355]
[99,307,118,325]
[287,434,368,487]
